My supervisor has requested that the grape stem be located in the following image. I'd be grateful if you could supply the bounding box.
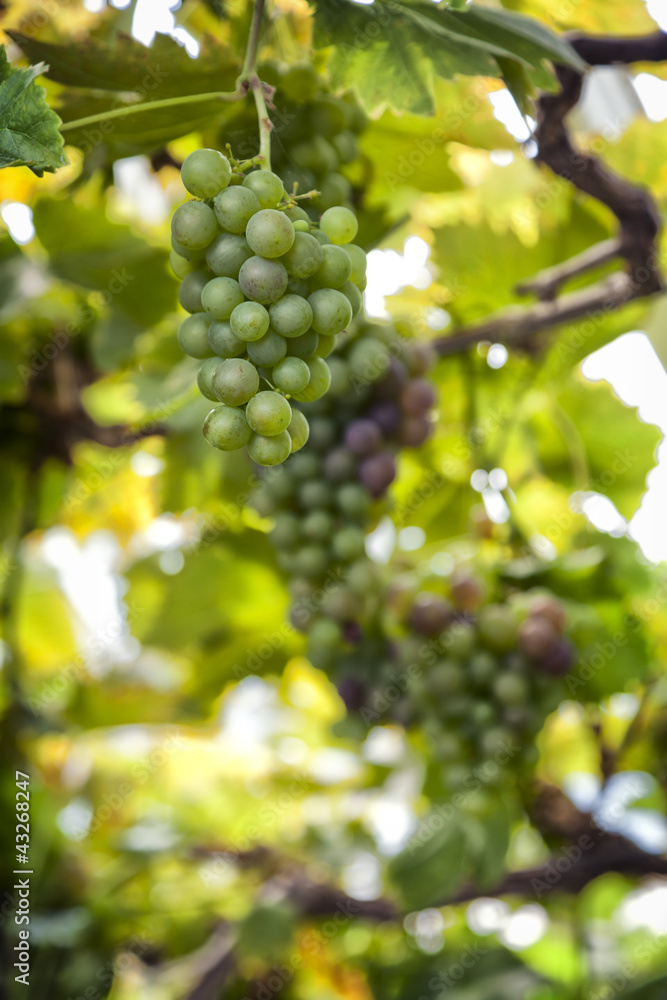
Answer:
[59,89,246,133]
[249,75,273,171]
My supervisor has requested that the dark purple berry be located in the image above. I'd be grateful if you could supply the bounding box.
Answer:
[359,451,396,497]
[345,418,382,457]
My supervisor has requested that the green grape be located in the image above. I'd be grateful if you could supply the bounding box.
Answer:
[292,357,332,402]
[308,289,353,336]
[326,357,351,395]
[310,229,331,246]
[271,512,301,549]
[341,280,363,316]
[171,201,218,251]
[172,235,206,261]
[332,130,360,164]
[332,526,366,561]
[203,404,251,451]
[207,320,245,358]
[214,186,260,234]
[281,232,323,279]
[308,416,336,450]
[293,220,310,232]
[230,301,270,342]
[469,652,496,687]
[289,453,320,480]
[286,330,319,359]
[247,329,287,367]
[282,204,310,225]
[478,605,519,652]
[292,136,338,174]
[178,269,209,313]
[287,275,310,298]
[245,391,292,435]
[238,256,288,304]
[343,244,367,288]
[181,148,232,199]
[281,63,319,101]
[298,480,331,509]
[248,430,292,466]
[316,173,352,211]
[170,249,197,279]
[302,510,334,542]
[310,245,353,289]
[201,277,245,320]
[212,358,260,405]
[320,206,358,245]
[197,357,221,401]
[242,170,285,209]
[336,483,370,518]
[493,673,529,706]
[268,294,313,338]
[346,559,379,595]
[314,333,336,358]
[205,233,252,277]
[178,312,213,358]
[287,408,309,452]
[272,357,310,394]
[347,337,390,381]
[427,660,465,697]
[246,209,295,258]
[294,545,329,577]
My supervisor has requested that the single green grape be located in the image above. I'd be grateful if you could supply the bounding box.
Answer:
[171,201,218,251]
[287,409,309,452]
[245,391,292,436]
[308,288,353,336]
[291,357,331,402]
[197,357,221,401]
[201,277,245,320]
[178,312,213,358]
[286,330,319,359]
[230,301,270,342]
[212,358,260,406]
[172,235,207,261]
[203,404,251,451]
[214,186,260,234]
[247,329,287,367]
[347,337,390,381]
[293,220,310,232]
[242,170,285,210]
[205,233,253,278]
[314,333,336,358]
[286,276,310,298]
[248,430,292,466]
[181,148,232,199]
[281,232,323,279]
[341,280,363,316]
[282,204,310,225]
[302,510,334,542]
[320,206,358,245]
[316,173,352,211]
[268,294,313,338]
[272,357,311,394]
[178,270,209,313]
[245,209,295,258]
[332,525,366,560]
[336,483,370,518]
[310,245,352,289]
[207,320,245,358]
[298,480,331,509]
[293,545,329,577]
[170,249,197,279]
[310,229,331,246]
[343,244,367,288]
[238,256,289,305]
[271,512,301,549]
[332,130,360,164]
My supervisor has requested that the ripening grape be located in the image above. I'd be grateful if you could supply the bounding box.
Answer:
[343,244,367,288]
[214,185,261,234]
[269,295,313,338]
[281,232,324,279]
[359,451,396,497]
[400,378,437,415]
[212,358,260,406]
[398,416,432,447]
[238,256,289,304]
[197,358,221,401]
[518,617,559,660]
[320,206,358,244]
[248,430,292,466]
[230,301,270,342]
[170,249,197,279]
[341,280,363,317]
[205,233,253,277]
[529,595,567,632]
[245,209,295,259]
[310,244,352,289]
[247,329,288,367]
[203,404,252,451]
[242,170,285,209]
[409,594,453,636]
[178,270,209,313]
[171,201,218,251]
[314,334,336,358]
[245,391,292,436]
[181,148,232,199]
[344,419,382,457]
[272,357,311,394]
[478,605,519,652]
[292,357,331,402]
[308,289,353,336]
[178,313,213,358]
[201,277,245,320]
[208,320,245,358]
[287,409,310,452]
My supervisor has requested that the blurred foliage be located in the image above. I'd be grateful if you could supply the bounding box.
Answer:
[0,1,666,1000]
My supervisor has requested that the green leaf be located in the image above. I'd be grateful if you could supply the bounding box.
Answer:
[0,45,67,175]
[389,814,466,909]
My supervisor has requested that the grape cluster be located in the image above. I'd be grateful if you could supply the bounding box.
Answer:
[170,148,365,466]
[365,573,576,791]
[253,323,437,662]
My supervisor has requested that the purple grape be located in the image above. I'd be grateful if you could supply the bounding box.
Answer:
[371,359,408,401]
[404,341,435,376]
[400,378,437,416]
[359,451,396,497]
[408,593,453,635]
[338,676,367,710]
[343,621,363,645]
[541,637,575,676]
[398,416,432,447]
[366,402,402,436]
[344,418,382,457]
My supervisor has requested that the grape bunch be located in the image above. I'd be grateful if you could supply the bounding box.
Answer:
[253,323,437,663]
[170,147,365,466]
[365,572,577,792]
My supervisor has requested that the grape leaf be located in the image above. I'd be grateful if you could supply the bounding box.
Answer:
[0,45,67,176]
